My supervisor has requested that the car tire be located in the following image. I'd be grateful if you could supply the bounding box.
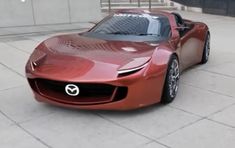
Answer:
[161,55,180,104]
[201,33,210,64]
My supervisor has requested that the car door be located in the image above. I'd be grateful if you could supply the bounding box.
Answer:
[173,14,203,70]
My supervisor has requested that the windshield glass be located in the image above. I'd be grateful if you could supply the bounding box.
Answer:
[90,13,171,38]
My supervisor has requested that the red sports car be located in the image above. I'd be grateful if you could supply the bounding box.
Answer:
[26,10,210,110]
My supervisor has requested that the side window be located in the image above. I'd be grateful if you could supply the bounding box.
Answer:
[172,13,188,37]
[173,14,183,26]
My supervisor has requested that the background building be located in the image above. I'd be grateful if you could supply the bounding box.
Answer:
[1,0,234,28]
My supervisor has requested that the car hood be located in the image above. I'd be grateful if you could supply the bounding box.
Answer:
[30,34,159,81]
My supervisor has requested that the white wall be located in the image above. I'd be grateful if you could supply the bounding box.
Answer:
[0,0,34,27]
[0,0,101,27]
[70,0,102,23]
[33,0,70,25]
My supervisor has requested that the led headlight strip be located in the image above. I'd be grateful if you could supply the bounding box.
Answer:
[117,62,149,75]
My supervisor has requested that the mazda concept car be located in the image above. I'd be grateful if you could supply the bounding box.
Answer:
[26,10,210,110]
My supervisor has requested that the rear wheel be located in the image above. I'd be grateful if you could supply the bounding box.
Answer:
[201,33,210,64]
[161,55,180,104]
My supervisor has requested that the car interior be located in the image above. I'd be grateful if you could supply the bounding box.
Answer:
[171,12,194,37]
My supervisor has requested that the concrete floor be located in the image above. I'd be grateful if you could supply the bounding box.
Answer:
[0,11,235,148]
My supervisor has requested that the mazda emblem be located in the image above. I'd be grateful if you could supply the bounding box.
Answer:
[65,84,79,96]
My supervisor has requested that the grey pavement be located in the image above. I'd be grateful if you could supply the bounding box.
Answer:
[0,11,235,148]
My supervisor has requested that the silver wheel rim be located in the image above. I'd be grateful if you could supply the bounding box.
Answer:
[205,35,210,60]
[169,59,180,98]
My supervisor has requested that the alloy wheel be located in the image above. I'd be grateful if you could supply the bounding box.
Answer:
[168,59,180,98]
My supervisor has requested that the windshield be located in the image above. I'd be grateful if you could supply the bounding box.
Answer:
[90,13,171,38]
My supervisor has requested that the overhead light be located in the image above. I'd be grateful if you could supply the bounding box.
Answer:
[21,0,26,2]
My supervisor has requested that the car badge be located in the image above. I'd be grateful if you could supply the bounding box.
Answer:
[65,84,79,96]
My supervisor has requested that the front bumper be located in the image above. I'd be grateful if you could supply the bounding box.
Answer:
[26,62,167,110]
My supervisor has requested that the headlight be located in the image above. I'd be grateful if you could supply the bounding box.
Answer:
[30,49,47,70]
[117,63,148,76]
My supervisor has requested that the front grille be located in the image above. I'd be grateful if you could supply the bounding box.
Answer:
[28,78,127,105]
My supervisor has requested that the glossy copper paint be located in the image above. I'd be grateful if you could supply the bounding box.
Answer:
[26,10,209,110]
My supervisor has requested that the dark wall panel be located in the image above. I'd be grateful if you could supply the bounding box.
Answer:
[228,0,235,17]
[172,0,235,17]
[202,0,228,15]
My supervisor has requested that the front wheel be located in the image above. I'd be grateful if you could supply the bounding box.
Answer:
[161,55,180,104]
